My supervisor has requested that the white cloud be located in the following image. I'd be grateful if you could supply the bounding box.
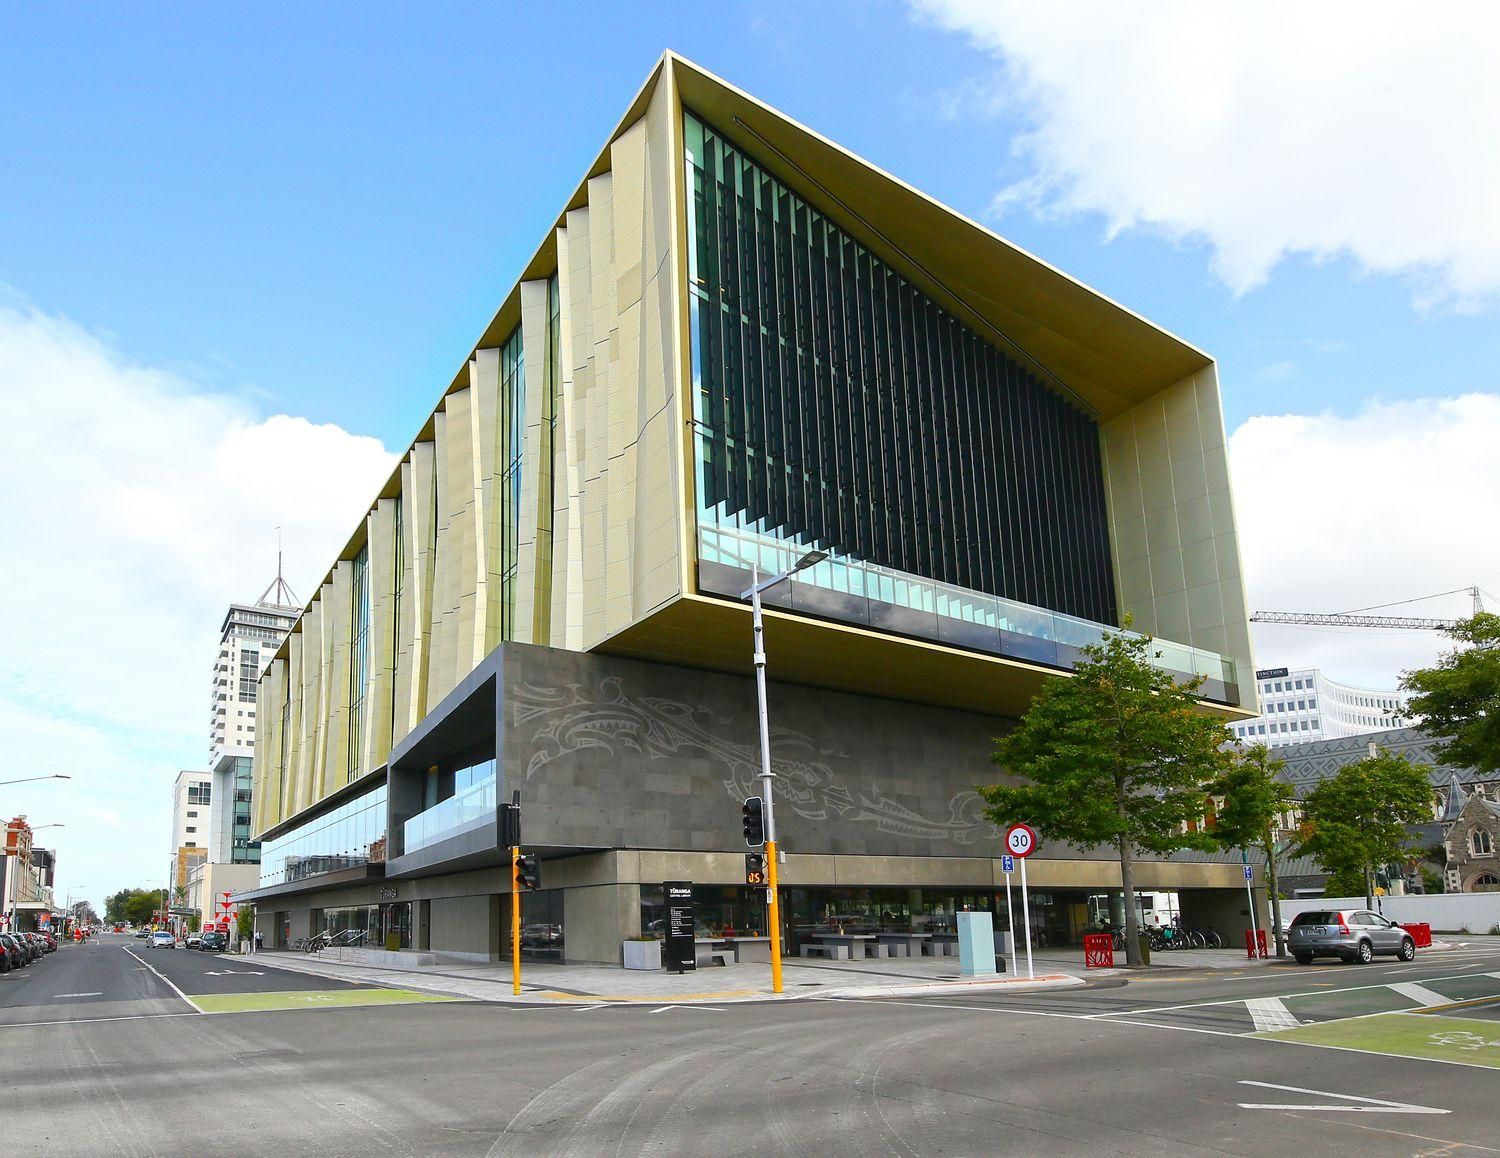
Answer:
[1227,394,1500,687]
[913,1,1500,307]
[0,302,395,903]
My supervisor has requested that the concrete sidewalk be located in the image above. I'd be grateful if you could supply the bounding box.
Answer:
[247,933,1469,1004]
[247,948,1083,1004]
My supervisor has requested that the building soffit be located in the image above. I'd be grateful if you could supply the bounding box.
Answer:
[266,51,1216,669]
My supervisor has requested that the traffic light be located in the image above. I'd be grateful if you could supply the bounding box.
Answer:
[515,853,541,891]
[745,852,766,886]
[742,796,765,847]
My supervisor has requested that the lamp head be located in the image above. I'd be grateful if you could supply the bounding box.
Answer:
[793,550,829,573]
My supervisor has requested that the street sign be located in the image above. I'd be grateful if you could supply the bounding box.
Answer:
[663,881,697,974]
[1244,865,1254,882]
[1005,823,1037,859]
[1001,854,1015,874]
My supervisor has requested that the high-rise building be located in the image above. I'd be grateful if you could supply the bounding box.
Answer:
[1228,667,1413,748]
[212,597,299,766]
[206,571,299,868]
[245,54,1258,961]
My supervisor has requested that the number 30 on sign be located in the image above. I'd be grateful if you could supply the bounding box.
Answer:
[1005,823,1037,858]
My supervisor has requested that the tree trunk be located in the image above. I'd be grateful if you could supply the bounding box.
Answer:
[1363,864,1374,910]
[1263,826,1286,957]
[1118,834,1141,966]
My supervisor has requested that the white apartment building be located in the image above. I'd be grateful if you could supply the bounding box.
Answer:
[1229,666,1413,748]
[211,601,299,765]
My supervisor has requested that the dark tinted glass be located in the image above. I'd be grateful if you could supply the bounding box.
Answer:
[685,110,1117,625]
[1291,911,1338,925]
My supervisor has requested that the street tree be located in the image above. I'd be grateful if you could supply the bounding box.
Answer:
[982,630,1232,965]
[1208,743,1298,956]
[1401,611,1500,774]
[1293,751,1434,909]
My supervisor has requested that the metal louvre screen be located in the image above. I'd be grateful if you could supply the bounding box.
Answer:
[684,111,1117,625]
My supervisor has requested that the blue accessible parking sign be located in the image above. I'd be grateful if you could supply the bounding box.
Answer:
[1002,854,1015,873]
[1244,865,1254,881]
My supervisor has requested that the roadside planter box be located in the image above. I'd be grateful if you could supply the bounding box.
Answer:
[623,939,662,970]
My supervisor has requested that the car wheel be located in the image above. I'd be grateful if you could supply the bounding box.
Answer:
[1398,937,1416,962]
[1355,940,1373,964]
[1293,952,1313,965]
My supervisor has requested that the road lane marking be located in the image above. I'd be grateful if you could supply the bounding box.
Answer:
[123,946,203,1013]
[1390,981,1451,1007]
[1092,967,1500,1020]
[1245,997,1300,1031]
[1236,1080,1447,1114]
[648,1005,724,1014]
[51,992,104,998]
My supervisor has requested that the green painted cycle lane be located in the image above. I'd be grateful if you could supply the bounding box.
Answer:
[1261,1012,1500,1068]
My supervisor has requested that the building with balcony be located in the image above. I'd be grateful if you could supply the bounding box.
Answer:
[243,54,1259,963]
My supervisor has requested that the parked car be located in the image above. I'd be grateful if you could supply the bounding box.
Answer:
[1288,908,1416,965]
[8,933,30,967]
[0,933,20,971]
[133,929,150,939]
[185,933,203,949]
[198,931,228,953]
[36,931,57,952]
[148,930,176,949]
[22,933,47,961]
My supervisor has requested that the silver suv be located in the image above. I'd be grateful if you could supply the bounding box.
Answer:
[1288,908,1416,965]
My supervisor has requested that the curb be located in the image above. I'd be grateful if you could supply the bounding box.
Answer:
[817,973,1085,1000]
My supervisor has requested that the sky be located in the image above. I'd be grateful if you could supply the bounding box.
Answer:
[3,2,1497,910]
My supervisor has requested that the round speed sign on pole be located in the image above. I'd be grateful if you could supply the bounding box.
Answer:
[1005,822,1037,859]
[1005,823,1038,979]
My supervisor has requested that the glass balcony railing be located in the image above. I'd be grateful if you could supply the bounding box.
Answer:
[403,774,497,855]
[698,524,1239,703]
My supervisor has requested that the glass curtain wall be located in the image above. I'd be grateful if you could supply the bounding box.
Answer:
[259,785,387,888]
[347,544,371,780]
[683,110,1116,626]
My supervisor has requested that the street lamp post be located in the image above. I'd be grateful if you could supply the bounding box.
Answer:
[741,548,827,995]
[0,774,72,788]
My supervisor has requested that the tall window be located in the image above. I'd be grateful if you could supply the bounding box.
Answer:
[347,544,371,780]
[389,493,404,748]
[1473,830,1494,856]
[497,325,525,639]
[683,110,1116,625]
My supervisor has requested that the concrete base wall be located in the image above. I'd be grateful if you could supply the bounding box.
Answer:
[563,883,642,965]
[429,894,500,960]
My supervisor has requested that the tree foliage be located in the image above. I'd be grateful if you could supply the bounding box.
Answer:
[105,887,164,927]
[1208,743,1297,954]
[982,630,1233,964]
[1293,752,1434,906]
[1401,611,1500,774]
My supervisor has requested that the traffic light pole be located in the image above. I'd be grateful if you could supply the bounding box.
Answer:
[750,567,784,995]
[511,845,521,996]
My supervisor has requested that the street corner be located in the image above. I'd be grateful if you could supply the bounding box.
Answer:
[190,988,461,1014]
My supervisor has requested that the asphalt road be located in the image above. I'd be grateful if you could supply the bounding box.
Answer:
[3,934,1499,1156]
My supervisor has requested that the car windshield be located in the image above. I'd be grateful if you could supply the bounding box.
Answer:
[1291,911,1340,925]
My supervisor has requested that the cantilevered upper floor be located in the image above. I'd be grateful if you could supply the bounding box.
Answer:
[252,52,1255,838]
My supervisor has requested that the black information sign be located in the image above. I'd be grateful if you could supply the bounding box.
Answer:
[663,880,696,973]
[1255,667,1289,680]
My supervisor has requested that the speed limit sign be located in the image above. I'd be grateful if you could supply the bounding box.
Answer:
[1005,823,1037,859]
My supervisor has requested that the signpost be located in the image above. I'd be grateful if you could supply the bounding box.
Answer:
[1243,862,1262,958]
[1005,824,1037,979]
[1001,854,1018,976]
[663,882,696,973]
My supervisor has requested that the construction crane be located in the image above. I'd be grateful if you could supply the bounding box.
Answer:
[1251,586,1489,631]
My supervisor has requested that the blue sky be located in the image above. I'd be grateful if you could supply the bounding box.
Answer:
[3,2,1498,904]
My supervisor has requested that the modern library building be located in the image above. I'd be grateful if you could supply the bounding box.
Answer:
[243,53,1262,964]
